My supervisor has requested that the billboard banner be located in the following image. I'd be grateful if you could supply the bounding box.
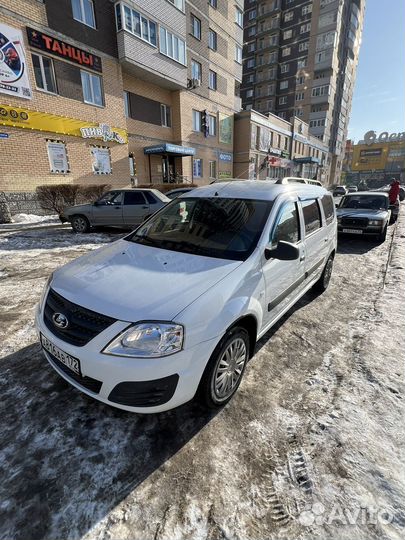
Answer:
[0,23,32,99]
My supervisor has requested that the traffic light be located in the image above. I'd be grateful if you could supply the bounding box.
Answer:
[201,110,209,137]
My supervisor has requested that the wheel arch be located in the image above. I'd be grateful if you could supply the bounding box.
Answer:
[226,314,258,359]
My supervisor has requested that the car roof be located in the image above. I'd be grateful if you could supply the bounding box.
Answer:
[343,191,389,197]
[181,180,328,201]
[166,187,194,193]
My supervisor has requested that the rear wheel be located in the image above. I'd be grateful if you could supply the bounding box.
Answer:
[198,327,249,408]
[313,254,334,294]
[71,215,90,233]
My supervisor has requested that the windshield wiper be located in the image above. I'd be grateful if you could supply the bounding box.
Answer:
[132,235,161,247]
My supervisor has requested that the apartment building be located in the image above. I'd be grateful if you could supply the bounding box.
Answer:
[234,109,329,182]
[240,0,365,185]
[0,0,243,197]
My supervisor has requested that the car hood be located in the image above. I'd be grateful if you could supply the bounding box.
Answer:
[64,204,93,215]
[51,239,242,322]
[336,208,388,219]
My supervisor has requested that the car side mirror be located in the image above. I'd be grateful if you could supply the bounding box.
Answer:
[335,203,339,208]
[265,241,300,261]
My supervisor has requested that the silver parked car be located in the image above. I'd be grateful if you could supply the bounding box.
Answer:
[62,189,170,232]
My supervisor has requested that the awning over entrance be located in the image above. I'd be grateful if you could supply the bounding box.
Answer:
[144,143,196,156]
[294,157,320,164]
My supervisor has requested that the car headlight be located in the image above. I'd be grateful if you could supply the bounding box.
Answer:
[102,322,184,358]
[38,272,53,311]
[369,220,382,226]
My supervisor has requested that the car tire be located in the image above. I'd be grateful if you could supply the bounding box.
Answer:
[378,225,387,243]
[71,215,90,233]
[197,326,250,409]
[313,254,334,294]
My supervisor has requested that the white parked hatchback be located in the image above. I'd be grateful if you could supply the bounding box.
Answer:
[36,180,337,413]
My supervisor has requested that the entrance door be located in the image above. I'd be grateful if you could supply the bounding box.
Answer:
[262,200,306,327]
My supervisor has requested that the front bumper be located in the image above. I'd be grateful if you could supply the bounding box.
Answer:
[337,225,384,236]
[35,306,218,413]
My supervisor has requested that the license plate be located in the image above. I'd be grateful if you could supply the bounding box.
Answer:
[40,333,81,376]
[343,228,363,234]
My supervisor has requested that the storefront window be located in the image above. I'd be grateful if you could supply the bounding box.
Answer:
[193,158,203,178]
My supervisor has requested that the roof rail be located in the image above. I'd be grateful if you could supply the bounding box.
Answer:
[276,177,322,187]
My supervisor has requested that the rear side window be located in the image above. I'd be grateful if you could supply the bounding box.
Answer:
[124,191,146,205]
[144,191,158,204]
[301,199,321,235]
[272,201,300,244]
[321,194,335,225]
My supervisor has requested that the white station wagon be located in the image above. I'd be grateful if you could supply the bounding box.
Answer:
[36,180,337,413]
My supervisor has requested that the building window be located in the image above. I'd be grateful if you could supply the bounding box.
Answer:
[159,27,186,64]
[297,58,307,68]
[246,89,253,98]
[71,0,96,28]
[208,70,217,90]
[279,96,287,105]
[248,9,256,20]
[279,111,286,119]
[167,0,185,11]
[248,42,255,52]
[295,92,304,101]
[297,75,305,84]
[248,26,256,36]
[283,29,292,40]
[247,58,255,68]
[47,140,70,173]
[209,0,217,8]
[123,91,130,116]
[191,60,202,82]
[300,23,311,33]
[280,80,288,90]
[299,41,309,52]
[32,54,57,94]
[294,108,304,117]
[161,104,172,127]
[193,158,203,177]
[192,109,201,131]
[80,70,103,106]
[235,7,243,27]
[121,4,157,46]
[191,14,201,40]
[312,85,330,97]
[302,4,313,15]
[282,47,291,57]
[208,29,217,50]
[208,115,216,136]
[280,63,289,73]
[284,11,293,22]
[235,44,242,63]
[209,160,216,179]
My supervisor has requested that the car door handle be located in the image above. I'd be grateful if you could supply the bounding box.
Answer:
[324,238,329,242]
[115,206,121,209]
[300,255,305,262]
[142,206,148,209]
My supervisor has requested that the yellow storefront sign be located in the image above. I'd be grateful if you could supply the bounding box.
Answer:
[351,140,405,171]
[0,104,127,144]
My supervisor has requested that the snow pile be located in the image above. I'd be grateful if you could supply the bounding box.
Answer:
[11,213,59,224]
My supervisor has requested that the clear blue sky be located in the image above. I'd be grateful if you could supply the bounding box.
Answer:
[348,0,405,143]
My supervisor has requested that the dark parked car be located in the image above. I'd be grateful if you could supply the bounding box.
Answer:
[348,186,358,193]
[336,192,391,242]
[333,186,348,197]
[165,187,196,199]
[62,189,170,232]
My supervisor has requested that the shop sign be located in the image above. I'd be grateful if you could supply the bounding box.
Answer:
[26,27,102,73]
[218,171,232,179]
[0,132,9,139]
[360,148,382,157]
[219,114,233,145]
[80,123,125,144]
[219,152,232,162]
[364,130,405,145]
[0,103,127,142]
[269,147,281,156]
[0,23,32,99]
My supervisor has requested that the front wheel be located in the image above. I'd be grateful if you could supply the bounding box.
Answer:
[378,225,387,243]
[313,254,334,294]
[198,327,249,408]
[71,215,90,233]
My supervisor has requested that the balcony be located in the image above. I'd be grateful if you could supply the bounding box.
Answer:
[115,1,187,90]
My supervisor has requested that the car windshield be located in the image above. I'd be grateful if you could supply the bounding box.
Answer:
[340,195,388,210]
[126,197,273,260]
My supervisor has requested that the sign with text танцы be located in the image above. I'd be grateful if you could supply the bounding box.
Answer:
[26,27,102,73]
